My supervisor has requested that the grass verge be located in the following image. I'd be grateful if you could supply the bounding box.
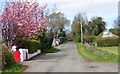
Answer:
[2,63,22,74]
[0,39,2,44]
[44,47,60,53]
[76,43,119,62]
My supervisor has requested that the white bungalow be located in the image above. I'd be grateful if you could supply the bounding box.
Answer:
[102,30,118,38]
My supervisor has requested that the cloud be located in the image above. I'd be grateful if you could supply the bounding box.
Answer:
[57,1,118,17]
[0,0,119,29]
[46,0,118,29]
[54,0,118,25]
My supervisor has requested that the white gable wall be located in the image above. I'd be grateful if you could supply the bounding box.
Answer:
[102,30,118,38]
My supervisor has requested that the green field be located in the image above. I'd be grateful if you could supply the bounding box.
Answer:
[76,43,119,62]
[97,47,118,55]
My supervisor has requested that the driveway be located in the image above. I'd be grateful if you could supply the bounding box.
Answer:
[22,42,118,72]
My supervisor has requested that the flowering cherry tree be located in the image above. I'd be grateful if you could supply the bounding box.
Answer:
[0,1,47,46]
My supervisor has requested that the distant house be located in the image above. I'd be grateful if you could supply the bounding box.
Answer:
[102,30,118,38]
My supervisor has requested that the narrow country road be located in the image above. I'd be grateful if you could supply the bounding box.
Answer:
[22,42,118,72]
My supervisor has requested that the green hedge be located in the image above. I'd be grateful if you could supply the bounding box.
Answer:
[15,38,40,53]
[96,37,119,47]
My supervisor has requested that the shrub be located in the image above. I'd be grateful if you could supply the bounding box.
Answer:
[74,34,81,42]
[44,35,53,48]
[28,39,40,53]
[96,37,119,47]
[38,34,53,52]
[83,36,96,43]
[2,46,16,67]
[15,38,40,53]
[109,28,119,36]
[0,39,2,44]
[59,37,67,44]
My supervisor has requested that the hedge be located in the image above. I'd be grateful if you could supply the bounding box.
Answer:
[96,37,119,47]
[15,38,40,53]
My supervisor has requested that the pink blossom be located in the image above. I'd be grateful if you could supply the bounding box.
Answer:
[0,1,48,46]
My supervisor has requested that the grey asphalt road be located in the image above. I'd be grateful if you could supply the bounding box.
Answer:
[22,42,118,72]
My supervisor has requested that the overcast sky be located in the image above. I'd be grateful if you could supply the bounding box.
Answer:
[39,0,119,29]
[0,0,119,29]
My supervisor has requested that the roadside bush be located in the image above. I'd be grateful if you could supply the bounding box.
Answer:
[58,30,67,43]
[2,46,16,67]
[44,34,53,49]
[59,37,67,44]
[0,39,2,44]
[15,38,40,53]
[28,39,41,53]
[38,34,53,52]
[75,34,81,42]
[83,36,96,43]
[34,30,54,52]
[96,37,119,47]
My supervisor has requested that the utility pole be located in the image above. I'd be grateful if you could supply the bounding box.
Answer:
[80,20,83,46]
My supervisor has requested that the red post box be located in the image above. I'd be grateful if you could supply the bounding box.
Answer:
[14,50,20,62]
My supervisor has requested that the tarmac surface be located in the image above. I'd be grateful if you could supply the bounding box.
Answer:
[22,42,118,72]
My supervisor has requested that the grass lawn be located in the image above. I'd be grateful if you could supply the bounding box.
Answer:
[97,47,118,55]
[76,43,119,62]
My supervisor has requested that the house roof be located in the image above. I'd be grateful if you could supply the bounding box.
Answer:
[102,30,118,38]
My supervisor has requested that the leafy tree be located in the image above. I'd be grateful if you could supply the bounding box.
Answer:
[109,28,119,36]
[66,32,74,41]
[48,12,70,38]
[0,1,47,46]
[112,17,120,39]
[87,17,106,36]
[71,13,88,42]
[113,17,120,29]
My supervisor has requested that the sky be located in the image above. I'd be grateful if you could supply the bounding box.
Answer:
[0,0,119,30]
